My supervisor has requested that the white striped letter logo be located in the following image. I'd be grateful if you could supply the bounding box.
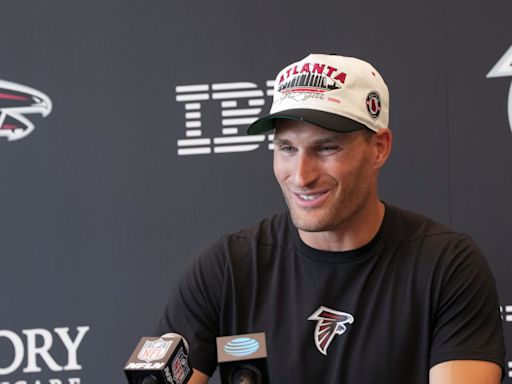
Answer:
[175,81,274,156]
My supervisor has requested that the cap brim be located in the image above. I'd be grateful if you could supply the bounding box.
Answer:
[247,109,366,135]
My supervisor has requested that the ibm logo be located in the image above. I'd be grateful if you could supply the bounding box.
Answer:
[175,81,275,156]
[499,305,512,322]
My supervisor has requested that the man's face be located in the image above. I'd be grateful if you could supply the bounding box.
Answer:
[273,119,380,234]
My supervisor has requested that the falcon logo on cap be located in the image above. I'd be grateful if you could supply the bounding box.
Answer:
[308,306,354,355]
[366,91,381,119]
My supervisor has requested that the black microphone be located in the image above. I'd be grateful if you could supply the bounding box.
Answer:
[124,333,193,384]
[217,332,271,384]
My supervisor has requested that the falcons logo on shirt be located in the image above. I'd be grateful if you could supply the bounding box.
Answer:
[0,79,52,141]
[308,306,354,355]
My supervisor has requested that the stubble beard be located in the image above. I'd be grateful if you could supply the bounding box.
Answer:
[283,173,375,234]
[286,191,372,234]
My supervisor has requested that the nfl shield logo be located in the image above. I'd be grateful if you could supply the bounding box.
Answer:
[138,338,173,362]
[171,347,191,384]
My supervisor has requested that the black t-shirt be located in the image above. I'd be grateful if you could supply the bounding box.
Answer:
[157,204,505,383]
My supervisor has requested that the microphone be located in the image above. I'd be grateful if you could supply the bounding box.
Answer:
[217,332,271,384]
[124,333,193,384]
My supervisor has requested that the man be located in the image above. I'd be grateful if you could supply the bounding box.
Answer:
[158,54,505,383]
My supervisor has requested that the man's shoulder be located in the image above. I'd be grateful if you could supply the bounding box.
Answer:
[384,203,470,244]
[186,211,293,277]
[384,204,488,276]
[195,211,292,259]
[230,211,291,242]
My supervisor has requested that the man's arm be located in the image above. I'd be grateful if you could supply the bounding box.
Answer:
[188,369,210,384]
[429,360,502,384]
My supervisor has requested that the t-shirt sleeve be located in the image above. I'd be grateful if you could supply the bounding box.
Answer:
[429,234,506,376]
[155,240,226,377]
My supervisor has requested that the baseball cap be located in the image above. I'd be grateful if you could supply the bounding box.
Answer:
[247,53,389,135]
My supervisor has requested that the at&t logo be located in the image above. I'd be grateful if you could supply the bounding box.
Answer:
[223,337,260,357]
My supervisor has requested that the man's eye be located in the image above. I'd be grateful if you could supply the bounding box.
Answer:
[278,145,296,152]
[318,146,339,152]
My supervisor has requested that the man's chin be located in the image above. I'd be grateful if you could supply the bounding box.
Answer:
[290,212,332,233]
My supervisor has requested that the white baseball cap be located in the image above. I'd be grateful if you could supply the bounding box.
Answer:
[247,53,389,134]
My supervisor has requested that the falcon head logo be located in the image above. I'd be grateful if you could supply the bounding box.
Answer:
[486,44,512,134]
[308,306,354,355]
[0,79,53,141]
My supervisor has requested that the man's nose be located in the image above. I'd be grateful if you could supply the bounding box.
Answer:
[293,152,318,187]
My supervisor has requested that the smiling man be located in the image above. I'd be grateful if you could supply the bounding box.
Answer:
[158,54,505,383]
[272,121,386,252]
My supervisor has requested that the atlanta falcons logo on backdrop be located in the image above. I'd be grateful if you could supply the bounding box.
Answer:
[487,44,512,134]
[0,79,52,141]
[308,306,354,355]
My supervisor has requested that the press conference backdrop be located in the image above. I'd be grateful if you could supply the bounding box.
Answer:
[0,1,510,383]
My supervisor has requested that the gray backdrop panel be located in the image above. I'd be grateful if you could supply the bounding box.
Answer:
[0,1,510,383]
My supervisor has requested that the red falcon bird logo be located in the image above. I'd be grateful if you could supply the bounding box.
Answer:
[308,306,354,355]
[0,79,52,141]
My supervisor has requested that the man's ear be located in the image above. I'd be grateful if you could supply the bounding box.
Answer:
[373,128,392,169]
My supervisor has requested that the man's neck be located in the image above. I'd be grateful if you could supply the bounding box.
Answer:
[298,200,385,252]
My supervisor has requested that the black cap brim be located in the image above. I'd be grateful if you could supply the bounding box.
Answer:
[247,109,366,135]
